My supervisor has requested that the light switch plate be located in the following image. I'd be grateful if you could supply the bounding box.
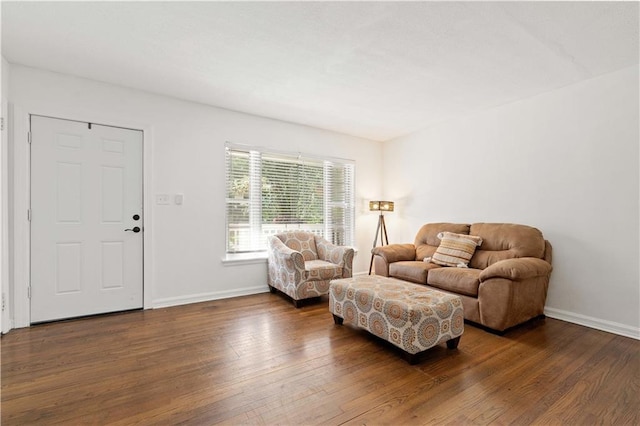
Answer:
[156,194,170,205]
[174,194,184,205]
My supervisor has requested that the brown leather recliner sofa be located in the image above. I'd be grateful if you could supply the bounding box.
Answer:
[371,223,552,333]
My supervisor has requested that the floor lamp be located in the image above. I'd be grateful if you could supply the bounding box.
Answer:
[369,200,394,275]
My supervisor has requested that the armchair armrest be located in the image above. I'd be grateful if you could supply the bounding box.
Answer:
[479,257,552,282]
[371,244,416,263]
[267,237,305,275]
[315,237,355,278]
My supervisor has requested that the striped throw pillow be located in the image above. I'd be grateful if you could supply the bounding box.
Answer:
[430,232,483,267]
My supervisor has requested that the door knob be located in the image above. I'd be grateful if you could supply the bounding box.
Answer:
[125,226,141,233]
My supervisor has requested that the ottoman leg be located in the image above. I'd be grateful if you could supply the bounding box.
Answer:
[446,336,461,349]
[332,314,344,325]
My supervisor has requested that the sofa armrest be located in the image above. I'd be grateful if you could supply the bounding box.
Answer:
[479,257,552,282]
[371,244,416,263]
[316,237,355,278]
[267,237,305,275]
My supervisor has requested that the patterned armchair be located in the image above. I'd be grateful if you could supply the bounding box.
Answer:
[267,231,355,307]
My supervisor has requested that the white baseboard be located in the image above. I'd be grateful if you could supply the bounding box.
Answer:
[152,285,269,309]
[2,319,15,334]
[545,307,640,340]
[149,286,639,341]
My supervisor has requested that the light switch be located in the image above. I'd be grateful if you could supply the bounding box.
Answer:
[174,194,184,205]
[156,194,170,205]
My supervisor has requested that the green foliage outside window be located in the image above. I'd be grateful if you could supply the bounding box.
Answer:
[261,159,323,224]
[228,153,324,225]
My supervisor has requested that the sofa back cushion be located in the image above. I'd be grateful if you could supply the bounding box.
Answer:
[468,223,546,269]
[414,223,470,261]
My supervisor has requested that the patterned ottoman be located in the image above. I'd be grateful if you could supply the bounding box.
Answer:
[329,275,464,364]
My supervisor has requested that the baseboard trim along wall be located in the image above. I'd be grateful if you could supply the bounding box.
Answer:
[545,307,640,340]
[353,273,639,340]
[153,283,640,340]
[153,285,270,309]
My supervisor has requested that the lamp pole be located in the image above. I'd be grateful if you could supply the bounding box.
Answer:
[368,201,393,275]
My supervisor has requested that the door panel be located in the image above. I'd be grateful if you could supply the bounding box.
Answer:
[31,116,143,323]
[55,242,82,294]
[101,166,124,222]
[56,161,82,222]
[101,241,124,289]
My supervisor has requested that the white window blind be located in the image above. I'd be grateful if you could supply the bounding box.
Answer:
[225,144,355,253]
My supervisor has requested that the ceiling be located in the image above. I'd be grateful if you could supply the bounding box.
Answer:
[2,1,638,141]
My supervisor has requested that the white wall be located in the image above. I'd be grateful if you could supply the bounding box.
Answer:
[7,64,382,326]
[382,66,639,338]
[1,56,10,332]
[8,62,638,338]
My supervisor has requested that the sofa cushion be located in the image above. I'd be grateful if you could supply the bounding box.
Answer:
[427,267,482,297]
[469,223,546,269]
[430,232,483,267]
[414,223,470,260]
[389,261,441,284]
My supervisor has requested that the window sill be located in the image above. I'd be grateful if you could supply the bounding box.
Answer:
[221,248,358,266]
[221,252,268,266]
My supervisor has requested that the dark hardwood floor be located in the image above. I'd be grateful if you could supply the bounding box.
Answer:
[1,292,638,425]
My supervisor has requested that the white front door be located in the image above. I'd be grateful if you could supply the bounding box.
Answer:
[30,115,143,323]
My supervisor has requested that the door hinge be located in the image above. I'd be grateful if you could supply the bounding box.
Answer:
[1,293,5,311]
[27,286,31,299]
[27,132,32,144]
[1,117,4,131]
[27,209,31,222]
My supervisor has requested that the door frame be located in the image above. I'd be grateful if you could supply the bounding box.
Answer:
[11,106,154,327]
[2,99,10,333]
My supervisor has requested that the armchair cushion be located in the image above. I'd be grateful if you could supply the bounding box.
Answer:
[277,231,318,261]
[305,260,343,281]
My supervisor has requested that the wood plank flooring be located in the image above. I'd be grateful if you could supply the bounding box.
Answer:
[1,292,638,425]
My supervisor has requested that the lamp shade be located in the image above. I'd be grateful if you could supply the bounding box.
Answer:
[369,200,394,212]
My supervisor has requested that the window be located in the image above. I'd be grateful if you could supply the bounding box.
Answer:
[225,144,355,253]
